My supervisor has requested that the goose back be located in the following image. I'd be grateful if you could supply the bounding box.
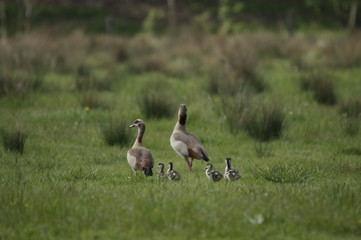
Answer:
[127,147,154,171]
[171,131,209,160]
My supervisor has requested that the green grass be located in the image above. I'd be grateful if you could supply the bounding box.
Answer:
[0,32,361,240]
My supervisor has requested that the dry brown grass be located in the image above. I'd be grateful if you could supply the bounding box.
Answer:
[322,32,361,68]
[0,70,43,97]
[205,35,265,95]
[340,97,361,118]
[0,30,90,72]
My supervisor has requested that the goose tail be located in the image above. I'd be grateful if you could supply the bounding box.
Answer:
[201,149,209,162]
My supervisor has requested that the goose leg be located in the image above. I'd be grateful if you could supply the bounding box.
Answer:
[184,157,192,171]
[189,158,194,171]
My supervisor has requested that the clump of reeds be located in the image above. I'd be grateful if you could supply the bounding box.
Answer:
[1,127,27,154]
[102,119,131,146]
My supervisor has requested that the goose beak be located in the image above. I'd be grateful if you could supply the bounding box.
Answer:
[129,124,137,128]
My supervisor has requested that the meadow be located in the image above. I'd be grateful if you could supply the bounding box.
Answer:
[0,29,361,240]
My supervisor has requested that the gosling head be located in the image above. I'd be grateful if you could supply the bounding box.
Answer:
[168,162,174,170]
[157,163,164,170]
[205,163,213,171]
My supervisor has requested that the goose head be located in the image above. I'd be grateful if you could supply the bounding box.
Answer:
[178,104,187,125]
[129,119,145,128]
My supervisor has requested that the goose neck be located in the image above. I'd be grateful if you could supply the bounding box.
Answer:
[132,126,145,147]
[174,122,186,132]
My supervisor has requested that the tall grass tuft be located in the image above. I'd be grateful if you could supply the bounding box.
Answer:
[126,34,168,73]
[138,92,173,119]
[217,96,285,141]
[80,91,107,110]
[243,104,285,141]
[339,98,361,136]
[300,72,337,105]
[0,71,43,97]
[207,37,265,95]
[1,127,27,154]
[102,119,132,146]
[74,65,113,91]
[254,161,315,183]
[216,94,248,133]
[340,98,361,118]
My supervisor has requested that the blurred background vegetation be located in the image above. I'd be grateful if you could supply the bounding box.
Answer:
[1,0,360,37]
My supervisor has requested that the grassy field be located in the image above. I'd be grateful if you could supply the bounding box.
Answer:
[0,30,361,240]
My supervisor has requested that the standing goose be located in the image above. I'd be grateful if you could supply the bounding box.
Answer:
[170,104,209,171]
[157,163,166,179]
[167,162,181,181]
[224,157,241,181]
[205,163,223,182]
[127,119,154,176]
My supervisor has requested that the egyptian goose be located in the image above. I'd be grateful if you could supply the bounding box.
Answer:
[157,163,166,179]
[127,119,154,176]
[224,157,241,181]
[205,163,223,182]
[170,104,209,171]
[167,162,181,181]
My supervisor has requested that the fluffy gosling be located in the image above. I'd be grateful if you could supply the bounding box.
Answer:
[167,162,182,181]
[205,163,223,182]
[157,163,166,179]
[224,157,241,181]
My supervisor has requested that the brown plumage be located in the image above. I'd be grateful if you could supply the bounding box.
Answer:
[127,119,154,176]
[170,104,209,171]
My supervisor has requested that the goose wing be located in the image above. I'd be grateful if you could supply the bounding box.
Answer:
[127,147,154,169]
[172,132,208,160]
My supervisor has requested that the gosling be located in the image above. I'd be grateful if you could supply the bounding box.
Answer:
[157,163,166,179]
[167,162,181,181]
[205,163,223,182]
[224,157,241,181]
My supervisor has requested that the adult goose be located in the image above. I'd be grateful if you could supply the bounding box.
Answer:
[205,163,223,182]
[224,157,241,181]
[157,163,166,179]
[127,119,154,176]
[167,162,181,181]
[170,104,209,171]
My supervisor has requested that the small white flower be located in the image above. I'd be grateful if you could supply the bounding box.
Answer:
[248,214,264,225]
